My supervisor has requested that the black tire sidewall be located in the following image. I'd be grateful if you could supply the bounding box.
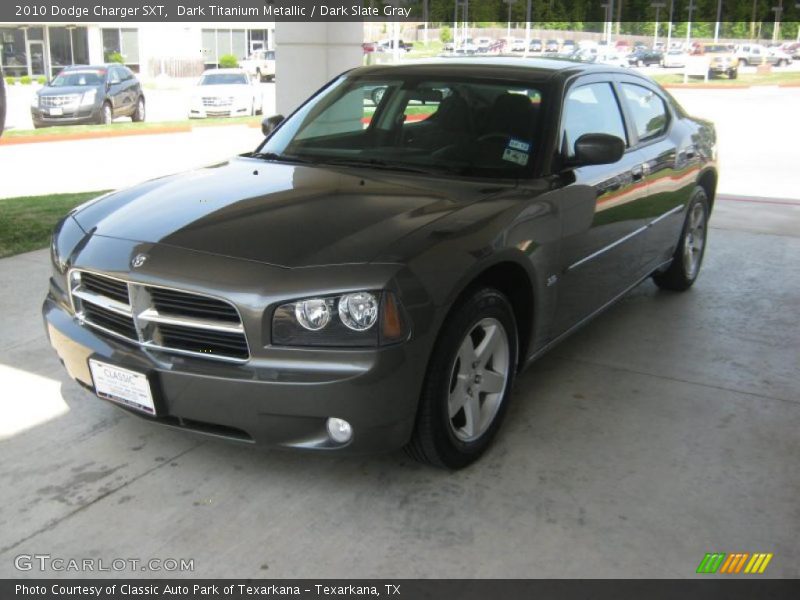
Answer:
[419,288,518,469]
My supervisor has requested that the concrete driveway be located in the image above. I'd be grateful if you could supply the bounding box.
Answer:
[1,195,798,578]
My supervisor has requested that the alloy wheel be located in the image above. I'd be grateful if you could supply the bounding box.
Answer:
[683,202,706,280]
[447,318,511,442]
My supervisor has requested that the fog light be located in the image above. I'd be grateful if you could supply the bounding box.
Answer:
[326,417,352,443]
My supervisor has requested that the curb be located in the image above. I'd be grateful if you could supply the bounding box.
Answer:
[0,120,263,146]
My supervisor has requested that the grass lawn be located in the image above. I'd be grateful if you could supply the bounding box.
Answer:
[407,40,445,58]
[3,115,262,139]
[653,70,800,86]
[0,191,110,258]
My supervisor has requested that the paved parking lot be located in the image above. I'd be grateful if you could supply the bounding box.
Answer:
[1,195,798,578]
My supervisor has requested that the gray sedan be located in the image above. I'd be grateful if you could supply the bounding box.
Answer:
[44,58,718,468]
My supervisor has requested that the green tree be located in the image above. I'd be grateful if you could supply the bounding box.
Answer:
[218,54,239,68]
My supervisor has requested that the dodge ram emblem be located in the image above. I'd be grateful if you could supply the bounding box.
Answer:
[131,254,147,269]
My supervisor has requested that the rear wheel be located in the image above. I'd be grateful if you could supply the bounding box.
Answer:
[728,68,738,79]
[405,288,518,469]
[652,188,709,291]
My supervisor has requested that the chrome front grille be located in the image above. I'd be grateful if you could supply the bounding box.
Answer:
[40,94,80,108]
[69,270,249,362]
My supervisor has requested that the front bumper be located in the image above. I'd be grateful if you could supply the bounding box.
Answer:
[43,288,423,454]
[189,104,251,119]
[31,105,101,127]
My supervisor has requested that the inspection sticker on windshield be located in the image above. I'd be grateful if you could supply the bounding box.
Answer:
[89,359,156,416]
[502,138,531,166]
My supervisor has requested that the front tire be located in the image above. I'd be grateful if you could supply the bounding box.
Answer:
[132,97,145,122]
[406,288,518,469]
[99,102,112,125]
[652,188,709,291]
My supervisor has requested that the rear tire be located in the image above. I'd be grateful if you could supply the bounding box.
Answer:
[728,68,738,79]
[652,187,709,292]
[405,288,518,469]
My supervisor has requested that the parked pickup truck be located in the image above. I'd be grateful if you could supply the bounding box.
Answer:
[240,50,275,82]
[735,44,792,67]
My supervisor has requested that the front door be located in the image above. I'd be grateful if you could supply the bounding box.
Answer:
[27,41,46,77]
[552,77,650,336]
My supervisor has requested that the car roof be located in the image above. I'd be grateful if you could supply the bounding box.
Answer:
[62,64,120,70]
[349,56,631,80]
[202,68,248,75]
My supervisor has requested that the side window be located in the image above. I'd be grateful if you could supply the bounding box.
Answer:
[108,68,122,84]
[621,83,669,142]
[562,82,627,157]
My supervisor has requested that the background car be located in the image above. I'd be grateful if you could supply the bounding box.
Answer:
[544,39,560,52]
[735,43,791,66]
[30,64,144,128]
[377,39,413,53]
[0,66,5,137]
[188,68,263,119]
[240,50,276,82]
[594,50,628,67]
[662,49,688,68]
[628,48,663,66]
[701,44,738,78]
[529,38,543,52]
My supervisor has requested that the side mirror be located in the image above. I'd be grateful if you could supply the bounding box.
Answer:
[570,133,625,167]
[261,114,284,136]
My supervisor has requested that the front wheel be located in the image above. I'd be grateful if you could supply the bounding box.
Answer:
[405,288,518,469]
[652,188,709,291]
[99,102,112,125]
[132,97,145,122]
[728,68,738,79]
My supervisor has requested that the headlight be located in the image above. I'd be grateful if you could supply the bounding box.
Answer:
[272,291,408,347]
[80,88,97,106]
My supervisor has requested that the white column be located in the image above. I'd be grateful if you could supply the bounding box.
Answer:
[87,25,104,65]
[274,22,362,116]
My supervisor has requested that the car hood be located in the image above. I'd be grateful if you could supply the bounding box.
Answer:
[73,157,500,268]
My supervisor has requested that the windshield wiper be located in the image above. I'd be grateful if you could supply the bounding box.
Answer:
[318,157,465,177]
[244,151,318,165]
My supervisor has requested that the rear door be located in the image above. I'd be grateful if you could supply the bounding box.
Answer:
[552,75,650,336]
[615,77,688,274]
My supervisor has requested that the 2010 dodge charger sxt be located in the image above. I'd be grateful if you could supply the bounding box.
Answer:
[44,58,717,468]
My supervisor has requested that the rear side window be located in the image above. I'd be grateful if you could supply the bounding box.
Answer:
[621,83,669,142]
[562,82,627,157]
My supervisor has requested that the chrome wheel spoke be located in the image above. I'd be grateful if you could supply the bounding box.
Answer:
[474,323,501,368]
[480,369,506,395]
[448,374,469,418]
[462,393,481,438]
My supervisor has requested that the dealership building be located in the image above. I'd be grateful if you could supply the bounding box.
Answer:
[0,23,275,79]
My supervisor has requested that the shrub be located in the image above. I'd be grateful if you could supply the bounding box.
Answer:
[5,76,15,86]
[20,75,32,85]
[36,76,47,85]
[218,54,239,68]
[440,26,452,44]
[106,51,124,64]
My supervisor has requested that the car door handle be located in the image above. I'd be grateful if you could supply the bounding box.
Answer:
[685,150,696,159]
[631,165,645,181]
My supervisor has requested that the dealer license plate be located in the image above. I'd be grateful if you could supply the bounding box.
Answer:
[89,359,156,415]
[49,107,63,116]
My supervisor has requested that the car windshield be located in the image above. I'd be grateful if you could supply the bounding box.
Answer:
[201,73,248,85]
[259,75,545,178]
[51,70,105,87]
